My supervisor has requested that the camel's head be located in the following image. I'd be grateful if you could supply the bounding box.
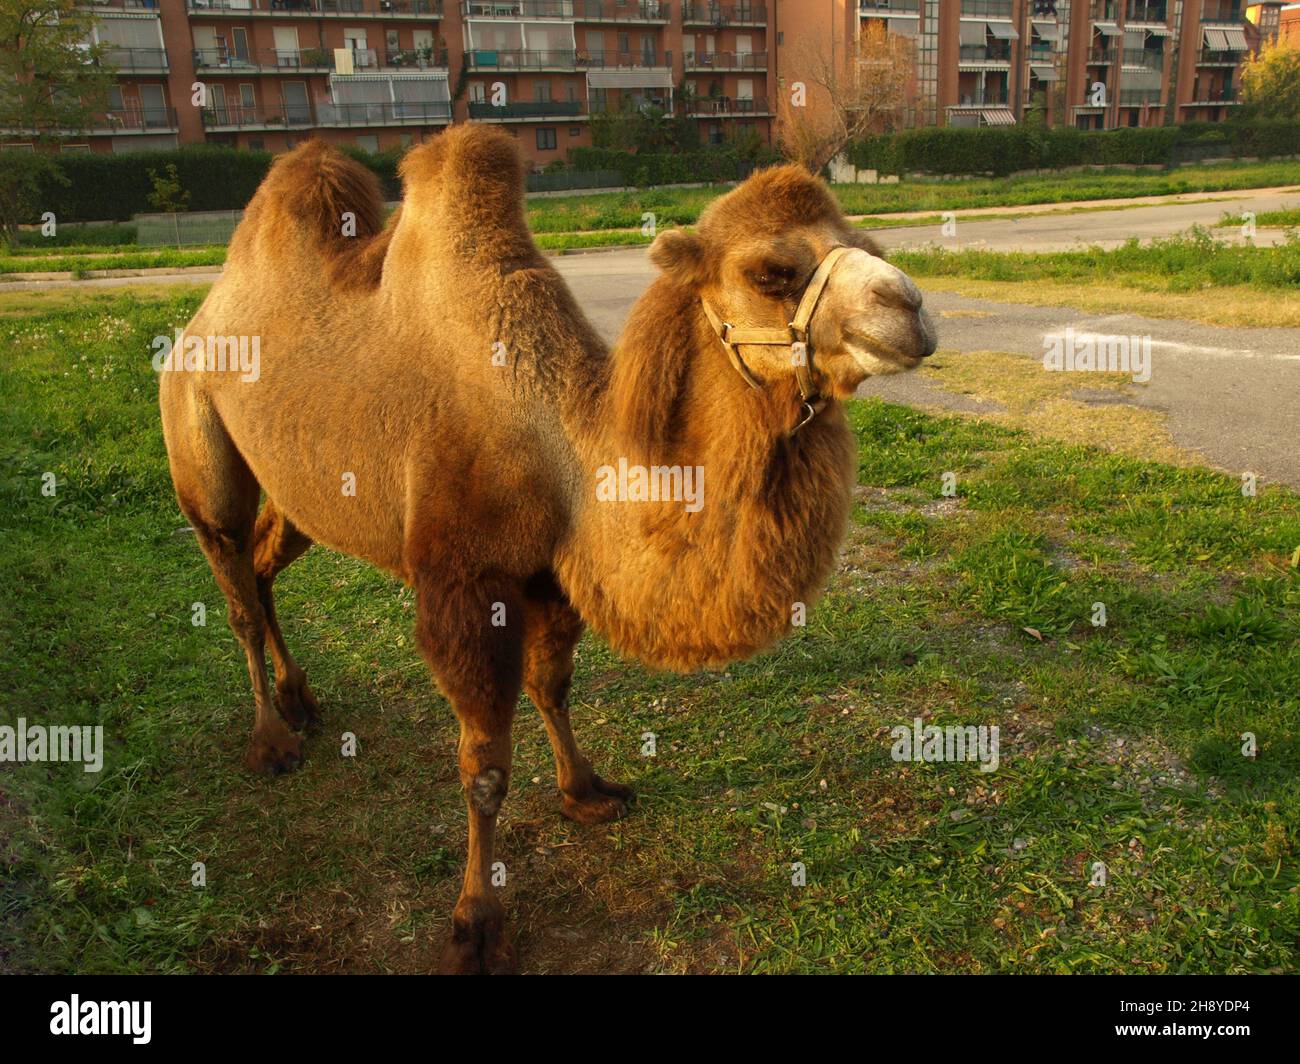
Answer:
[648,165,936,398]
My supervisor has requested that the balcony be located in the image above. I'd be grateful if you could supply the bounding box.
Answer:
[81,0,161,8]
[1124,1,1166,20]
[1201,2,1242,19]
[959,44,1012,64]
[959,0,1013,16]
[463,48,586,70]
[1090,0,1118,16]
[860,0,920,12]
[681,2,767,26]
[468,100,585,119]
[184,0,444,17]
[952,91,1009,106]
[1198,49,1244,65]
[1119,88,1162,105]
[98,46,170,73]
[1088,46,1117,64]
[574,0,670,20]
[682,96,765,115]
[193,46,448,72]
[100,107,179,132]
[1189,87,1239,103]
[1121,48,1163,69]
[683,50,767,70]
[202,103,316,129]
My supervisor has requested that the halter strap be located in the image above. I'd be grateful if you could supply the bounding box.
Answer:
[700,245,852,435]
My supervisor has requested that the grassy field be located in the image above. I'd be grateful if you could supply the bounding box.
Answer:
[2,291,1297,974]
[1217,209,1300,229]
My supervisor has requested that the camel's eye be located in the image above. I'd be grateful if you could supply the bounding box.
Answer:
[749,261,799,295]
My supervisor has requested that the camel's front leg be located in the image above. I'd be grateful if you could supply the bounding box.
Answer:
[416,574,521,975]
[522,589,633,825]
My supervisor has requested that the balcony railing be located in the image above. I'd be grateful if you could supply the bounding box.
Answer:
[460,0,668,17]
[1125,1,1166,20]
[184,0,443,15]
[101,106,178,131]
[1088,46,1117,63]
[95,46,169,71]
[952,92,1010,106]
[1198,49,1245,65]
[468,99,584,118]
[193,46,448,71]
[860,0,920,11]
[1191,87,1238,102]
[203,100,452,128]
[1090,0,1118,17]
[682,96,762,115]
[1119,88,1162,105]
[463,48,586,69]
[680,2,767,25]
[1121,48,1163,68]
[682,50,767,70]
[316,100,453,123]
[959,44,1012,63]
[575,0,670,18]
[1200,2,1242,19]
[959,0,1013,17]
[83,0,161,9]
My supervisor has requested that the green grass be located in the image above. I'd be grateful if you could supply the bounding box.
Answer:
[524,159,1300,234]
[894,228,1300,292]
[0,247,227,276]
[1216,209,1300,229]
[14,224,138,249]
[1,293,1297,974]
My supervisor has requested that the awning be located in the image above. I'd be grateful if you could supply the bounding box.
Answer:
[587,70,673,88]
[888,17,920,37]
[1123,29,1145,49]
[987,22,1020,39]
[959,21,988,46]
[1032,21,1061,42]
[981,107,1016,126]
[1221,26,1249,49]
[1203,27,1229,49]
[1030,63,1059,81]
[1095,22,1122,36]
[1145,25,1172,37]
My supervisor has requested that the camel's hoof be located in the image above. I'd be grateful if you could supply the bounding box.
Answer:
[244,727,304,776]
[561,775,634,825]
[438,907,517,975]
[274,678,321,731]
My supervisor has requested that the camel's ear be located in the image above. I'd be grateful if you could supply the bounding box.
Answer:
[649,229,708,287]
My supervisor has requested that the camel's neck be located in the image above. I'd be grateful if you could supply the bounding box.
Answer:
[554,279,859,672]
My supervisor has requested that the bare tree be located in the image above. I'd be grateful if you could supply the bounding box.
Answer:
[777,21,916,171]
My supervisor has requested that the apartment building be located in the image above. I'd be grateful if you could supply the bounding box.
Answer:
[37,0,772,161]
[776,0,1266,132]
[12,0,1276,160]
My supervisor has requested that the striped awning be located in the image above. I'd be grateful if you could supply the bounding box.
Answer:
[1144,25,1172,37]
[981,107,1016,126]
[1030,63,1059,81]
[1203,27,1229,48]
[1220,26,1249,49]
[1095,22,1122,36]
[587,70,673,88]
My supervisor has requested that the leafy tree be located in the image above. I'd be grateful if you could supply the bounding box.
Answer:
[0,0,113,135]
[146,163,190,213]
[1239,42,1300,120]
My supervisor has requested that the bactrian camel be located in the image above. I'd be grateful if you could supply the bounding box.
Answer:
[159,125,936,973]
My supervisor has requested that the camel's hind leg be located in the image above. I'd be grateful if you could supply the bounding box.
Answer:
[163,399,303,775]
[522,577,632,825]
[253,501,320,731]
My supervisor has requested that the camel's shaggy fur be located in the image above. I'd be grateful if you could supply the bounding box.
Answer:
[159,126,934,972]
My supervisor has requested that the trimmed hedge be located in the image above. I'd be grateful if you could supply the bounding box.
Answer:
[846,120,1300,177]
[567,146,781,186]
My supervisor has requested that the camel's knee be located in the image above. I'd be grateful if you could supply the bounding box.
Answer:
[468,767,509,817]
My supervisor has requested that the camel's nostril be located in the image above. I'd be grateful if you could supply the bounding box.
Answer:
[869,275,922,313]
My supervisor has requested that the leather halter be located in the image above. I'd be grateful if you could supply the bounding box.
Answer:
[701,244,852,435]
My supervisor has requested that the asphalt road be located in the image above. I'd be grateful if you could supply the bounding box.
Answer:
[869,187,1300,252]
[557,246,1300,489]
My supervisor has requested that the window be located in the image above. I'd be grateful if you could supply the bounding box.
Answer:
[569,125,581,136]
[356,134,380,152]
[61,144,91,153]
[536,127,557,150]
[469,81,485,102]
[534,80,551,102]
[239,83,255,108]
